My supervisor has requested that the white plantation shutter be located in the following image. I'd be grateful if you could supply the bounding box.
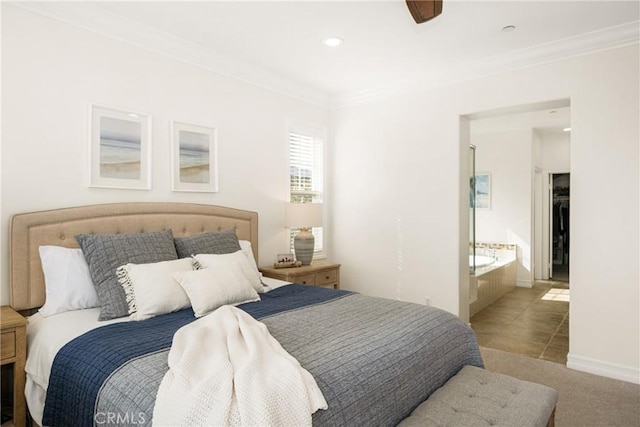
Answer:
[289,127,324,254]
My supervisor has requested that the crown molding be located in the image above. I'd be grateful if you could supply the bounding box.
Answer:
[332,20,640,109]
[9,2,332,108]
[469,20,640,77]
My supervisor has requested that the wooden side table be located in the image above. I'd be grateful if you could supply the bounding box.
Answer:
[260,262,341,289]
[1,306,27,427]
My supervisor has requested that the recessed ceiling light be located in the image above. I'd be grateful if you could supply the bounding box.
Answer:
[502,25,516,32]
[322,37,343,47]
[563,127,571,132]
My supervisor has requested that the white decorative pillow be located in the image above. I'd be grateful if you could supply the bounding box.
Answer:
[38,246,99,317]
[173,263,260,318]
[117,258,194,321]
[194,251,264,293]
[239,240,260,274]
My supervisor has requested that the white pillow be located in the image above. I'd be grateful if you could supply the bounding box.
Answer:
[173,263,260,318]
[117,258,194,321]
[239,240,259,273]
[194,251,264,293]
[38,246,99,317]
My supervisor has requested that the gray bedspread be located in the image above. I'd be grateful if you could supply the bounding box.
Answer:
[262,294,483,425]
[49,285,483,426]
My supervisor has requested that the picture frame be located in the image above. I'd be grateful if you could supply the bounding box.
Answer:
[277,253,295,264]
[89,105,151,190]
[473,172,491,209]
[170,121,218,192]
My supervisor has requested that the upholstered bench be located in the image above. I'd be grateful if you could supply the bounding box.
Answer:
[398,365,558,427]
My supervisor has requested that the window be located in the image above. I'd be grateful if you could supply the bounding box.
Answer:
[288,125,324,254]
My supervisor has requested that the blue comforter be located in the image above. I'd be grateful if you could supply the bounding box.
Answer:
[43,285,482,426]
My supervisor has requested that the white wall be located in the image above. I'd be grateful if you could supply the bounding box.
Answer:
[0,4,3,306]
[471,129,534,286]
[0,6,330,304]
[331,46,639,383]
[541,132,571,171]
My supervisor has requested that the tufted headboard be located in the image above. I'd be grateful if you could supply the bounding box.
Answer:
[9,203,258,312]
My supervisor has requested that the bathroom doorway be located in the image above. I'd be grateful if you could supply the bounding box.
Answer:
[463,99,571,364]
[550,173,570,281]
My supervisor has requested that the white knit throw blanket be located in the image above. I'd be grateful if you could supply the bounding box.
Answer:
[152,305,328,426]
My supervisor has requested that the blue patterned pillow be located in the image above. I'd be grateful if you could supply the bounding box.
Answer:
[174,229,241,258]
[76,230,178,320]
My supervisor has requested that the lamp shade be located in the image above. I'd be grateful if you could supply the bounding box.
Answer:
[285,203,323,228]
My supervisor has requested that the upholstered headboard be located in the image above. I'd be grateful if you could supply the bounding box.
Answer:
[9,203,258,312]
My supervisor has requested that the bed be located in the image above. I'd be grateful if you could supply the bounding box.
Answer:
[10,202,483,426]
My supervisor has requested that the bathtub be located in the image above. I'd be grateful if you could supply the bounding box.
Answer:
[469,244,518,317]
[469,255,495,268]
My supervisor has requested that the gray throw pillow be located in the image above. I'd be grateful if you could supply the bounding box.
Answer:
[174,230,242,258]
[76,229,178,321]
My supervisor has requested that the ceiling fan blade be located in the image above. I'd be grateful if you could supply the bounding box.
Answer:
[406,0,443,24]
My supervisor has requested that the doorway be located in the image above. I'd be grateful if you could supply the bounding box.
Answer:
[462,99,571,364]
[551,173,570,281]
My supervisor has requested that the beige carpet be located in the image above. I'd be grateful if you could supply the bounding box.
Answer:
[480,347,640,427]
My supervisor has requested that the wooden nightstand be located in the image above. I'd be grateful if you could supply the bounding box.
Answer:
[260,262,341,289]
[1,306,27,427]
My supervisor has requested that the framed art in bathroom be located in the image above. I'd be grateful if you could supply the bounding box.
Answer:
[474,172,491,209]
[89,105,152,190]
[170,121,218,192]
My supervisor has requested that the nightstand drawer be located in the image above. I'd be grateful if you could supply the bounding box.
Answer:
[294,274,316,285]
[316,270,338,286]
[1,330,16,360]
[260,262,341,290]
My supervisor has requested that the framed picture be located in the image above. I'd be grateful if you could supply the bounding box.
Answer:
[473,172,491,209]
[171,121,218,192]
[89,105,151,190]
[277,253,295,264]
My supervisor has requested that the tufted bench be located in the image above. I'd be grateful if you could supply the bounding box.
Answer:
[398,365,558,427]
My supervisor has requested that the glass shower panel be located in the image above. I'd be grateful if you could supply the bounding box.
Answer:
[469,145,476,274]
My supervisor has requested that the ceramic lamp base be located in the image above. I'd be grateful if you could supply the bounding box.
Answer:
[294,228,315,266]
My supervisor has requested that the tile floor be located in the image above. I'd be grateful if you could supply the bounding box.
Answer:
[470,280,569,364]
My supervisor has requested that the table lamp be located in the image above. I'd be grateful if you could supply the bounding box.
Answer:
[285,203,323,266]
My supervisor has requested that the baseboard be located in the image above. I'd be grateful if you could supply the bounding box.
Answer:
[567,352,640,384]
[516,280,533,288]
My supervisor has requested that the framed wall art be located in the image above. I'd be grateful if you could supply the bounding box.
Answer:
[89,105,151,190]
[473,172,491,209]
[171,121,218,192]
